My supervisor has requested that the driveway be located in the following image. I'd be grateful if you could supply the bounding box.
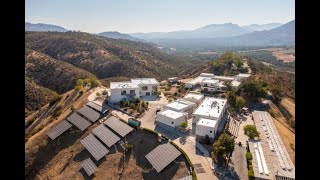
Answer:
[229,145,248,180]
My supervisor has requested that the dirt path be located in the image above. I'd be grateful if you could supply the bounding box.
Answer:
[273,118,295,164]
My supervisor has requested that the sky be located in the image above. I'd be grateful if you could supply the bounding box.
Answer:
[25,0,295,34]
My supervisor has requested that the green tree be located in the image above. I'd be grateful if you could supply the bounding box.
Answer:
[236,96,246,110]
[240,80,267,99]
[89,77,101,88]
[212,133,235,163]
[180,121,188,129]
[76,79,84,86]
[270,86,283,102]
[246,152,253,161]
[243,125,260,139]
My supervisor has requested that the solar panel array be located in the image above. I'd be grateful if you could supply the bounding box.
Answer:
[86,101,108,114]
[92,124,120,147]
[178,175,192,180]
[104,116,133,137]
[46,120,73,140]
[77,106,100,122]
[67,112,91,131]
[81,158,97,176]
[80,134,109,161]
[145,143,181,173]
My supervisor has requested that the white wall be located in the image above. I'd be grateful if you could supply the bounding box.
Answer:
[156,113,186,128]
[196,124,217,138]
[110,88,139,102]
[138,84,159,96]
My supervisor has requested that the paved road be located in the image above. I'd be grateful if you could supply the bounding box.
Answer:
[230,145,248,180]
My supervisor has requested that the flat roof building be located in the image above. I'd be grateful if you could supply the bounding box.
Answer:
[196,118,218,139]
[156,109,187,128]
[249,111,295,180]
[183,93,204,104]
[192,97,227,124]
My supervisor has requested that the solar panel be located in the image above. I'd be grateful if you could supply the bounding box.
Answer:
[92,124,120,147]
[86,101,109,114]
[145,143,181,173]
[81,158,97,176]
[77,106,100,122]
[67,112,91,131]
[104,116,133,137]
[178,175,192,180]
[46,120,73,140]
[80,134,109,161]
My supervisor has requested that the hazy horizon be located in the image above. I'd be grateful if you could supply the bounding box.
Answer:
[26,0,295,34]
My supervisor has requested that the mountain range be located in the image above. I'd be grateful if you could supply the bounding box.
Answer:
[98,31,143,42]
[25,22,68,32]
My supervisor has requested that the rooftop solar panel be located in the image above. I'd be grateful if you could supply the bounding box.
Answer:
[67,112,91,131]
[145,143,181,173]
[104,116,133,137]
[86,101,109,114]
[80,134,109,161]
[81,158,97,176]
[77,106,100,122]
[46,120,73,140]
[92,124,120,147]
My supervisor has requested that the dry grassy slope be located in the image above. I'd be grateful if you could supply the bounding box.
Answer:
[25,78,58,115]
[25,90,92,178]
[25,48,95,94]
[25,31,194,81]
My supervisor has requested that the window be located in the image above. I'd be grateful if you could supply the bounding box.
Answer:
[171,121,174,124]
[121,90,126,95]
[210,130,212,133]
[142,86,148,91]
[146,92,150,96]
[129,90,135,94]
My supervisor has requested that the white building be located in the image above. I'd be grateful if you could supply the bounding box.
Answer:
[156,109,187,128]
[192,97,227,124]
[164,99,197,115]
[110,78,159,102]
[185,73,232,92]
[231,73,251,91]
[183,93,204,105]
[168,77,178,83]
[196,118,218,139]
[201,79,219,92]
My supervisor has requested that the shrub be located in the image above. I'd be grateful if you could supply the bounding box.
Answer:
[53,105,63,117]
[164,86,170,91]
[119,100,124,107]
[248,166,255,180]
[49,94,62,106]
[130,103,135,109]
[124,100,130,107]
[173,92,178,96]
[244,125,260,139]
[96,92,101,96]
[246,152,253,161]
[180,121,188,129]
[168,98,173,103]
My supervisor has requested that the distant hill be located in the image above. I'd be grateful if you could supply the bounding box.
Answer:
[147,20,295,49]
[130,23,250,39]
[242,23,283,32]
[25,48,95,94]
[25,22,68,32]
[98,31,143,42]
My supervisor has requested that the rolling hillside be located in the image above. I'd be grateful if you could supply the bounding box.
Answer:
[25,48,95,94]
[25,32,195,80]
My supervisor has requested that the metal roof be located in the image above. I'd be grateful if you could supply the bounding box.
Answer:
[46,120,73,140]
[77,106,100,122]
[80,134,109,161]
[104,116,133,137]
[92,124,120,147]
[67,112,91,131]
[145,143,181,173]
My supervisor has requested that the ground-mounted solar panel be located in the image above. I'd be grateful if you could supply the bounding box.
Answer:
[86,101,109,114]
[81,158,97,176]
[145,143,181,173]
[178,175,192,180]
[67,112,91,131]
[104,116,133,137]
[92,124,120,147]
[46,120,73,140]
[77,106,101,122]
[80,134,109,161]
